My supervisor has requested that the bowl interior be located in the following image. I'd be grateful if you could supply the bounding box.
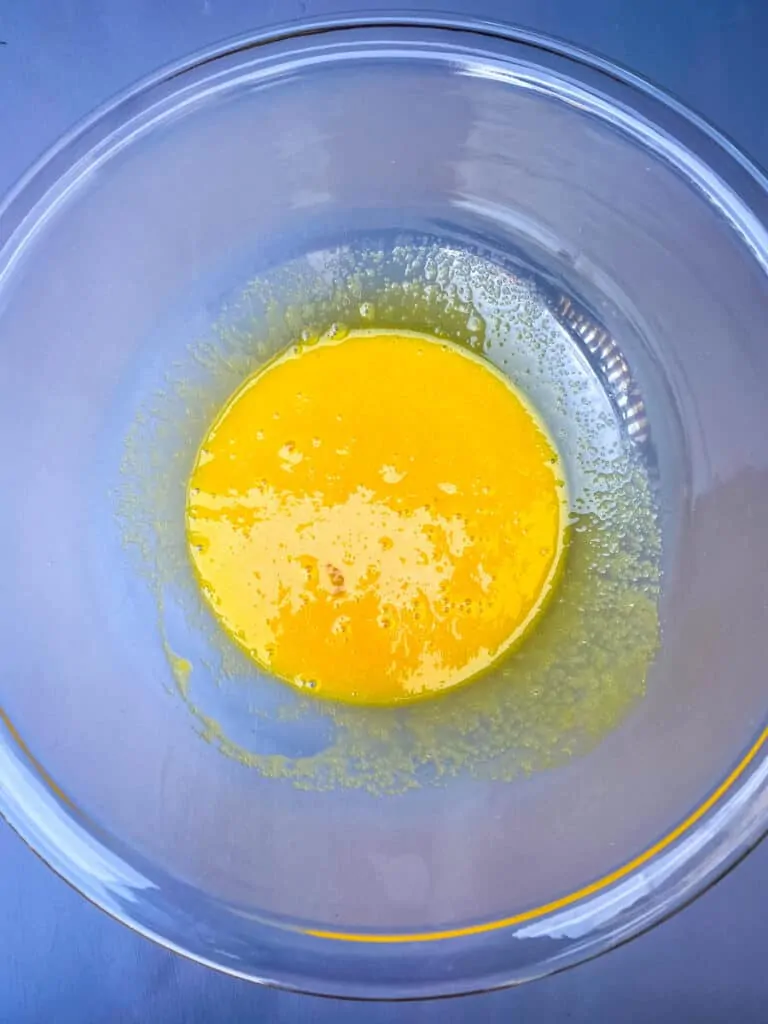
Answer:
[1,23,768,998]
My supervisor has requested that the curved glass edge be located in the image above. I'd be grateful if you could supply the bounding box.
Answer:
[3,17,768,298]
[3,11,768,237]
[1,706,768,1000]
[0,15,768,999]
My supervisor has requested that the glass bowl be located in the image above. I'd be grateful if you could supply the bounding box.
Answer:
[2,15,768,1001]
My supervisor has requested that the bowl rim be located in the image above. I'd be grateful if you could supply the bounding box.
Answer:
[1,12,768,1001]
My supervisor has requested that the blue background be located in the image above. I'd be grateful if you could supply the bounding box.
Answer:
[1,2,766,1020]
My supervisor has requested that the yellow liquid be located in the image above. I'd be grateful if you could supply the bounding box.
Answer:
[186,330,566,705]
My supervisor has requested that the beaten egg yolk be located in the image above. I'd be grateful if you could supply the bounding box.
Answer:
[186,330,566,705]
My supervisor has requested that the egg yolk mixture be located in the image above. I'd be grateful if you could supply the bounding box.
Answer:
[186,330,566,705]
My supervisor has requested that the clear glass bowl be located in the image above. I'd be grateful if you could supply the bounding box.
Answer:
[2,16,768,1000]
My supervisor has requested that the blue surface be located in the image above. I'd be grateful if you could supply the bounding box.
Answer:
[1,2,767,1020]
